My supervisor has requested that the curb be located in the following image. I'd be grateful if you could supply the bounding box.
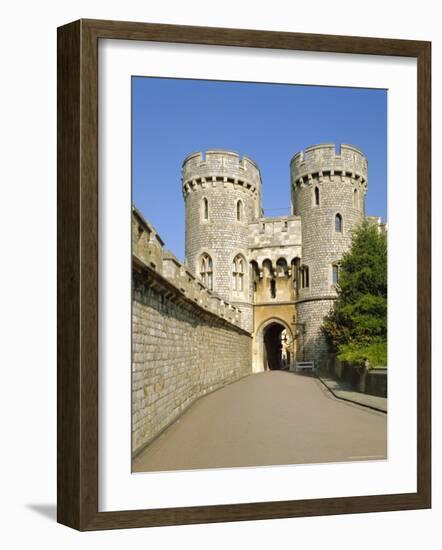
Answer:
[316,375,387,414]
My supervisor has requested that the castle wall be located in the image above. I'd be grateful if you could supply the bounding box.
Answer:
[132,268,252,456]
[291,144,367,369]
[132,210,252,456]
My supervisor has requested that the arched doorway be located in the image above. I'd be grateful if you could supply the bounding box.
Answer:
[263,322,287,370]
[253,318,294,373]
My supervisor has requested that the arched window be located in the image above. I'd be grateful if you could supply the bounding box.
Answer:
[202,197,209,220]
[332,263,340,285]
[232,255,245,292]
[200,253,213,290]
[236,200,243,221]
[335,213,343,232]
[262,259,273,279]
[314,186,320,206]
[353,189,359,209]
[276,258,288,277]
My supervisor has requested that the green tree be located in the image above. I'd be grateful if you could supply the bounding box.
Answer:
[322,221,387,366]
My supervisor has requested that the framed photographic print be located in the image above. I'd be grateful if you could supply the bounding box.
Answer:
[57,19,431,530]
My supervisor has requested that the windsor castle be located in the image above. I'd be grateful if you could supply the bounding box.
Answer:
[132,144,384,455]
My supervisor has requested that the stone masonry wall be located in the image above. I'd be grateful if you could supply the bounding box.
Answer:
[248,215,302,268]
[132,270,252,456]
[295,298,334,365]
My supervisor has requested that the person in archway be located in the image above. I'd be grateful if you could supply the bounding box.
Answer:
[280,329,289,369]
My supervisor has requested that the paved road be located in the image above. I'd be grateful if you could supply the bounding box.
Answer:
[133,371,387,473]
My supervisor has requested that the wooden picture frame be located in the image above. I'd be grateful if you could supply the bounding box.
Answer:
[57,19,431,530]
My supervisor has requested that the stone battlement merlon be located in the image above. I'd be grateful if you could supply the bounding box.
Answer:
[182,150,262,196]
[132,206,165,247]
[290,143,368,188]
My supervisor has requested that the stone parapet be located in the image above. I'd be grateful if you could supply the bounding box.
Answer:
[132,207,164,274]
[291,144,368,191]
[182,150,262,198]
[133,207,244,329]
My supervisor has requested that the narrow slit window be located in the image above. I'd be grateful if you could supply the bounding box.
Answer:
[232,255,245,292]
[238,258,244,291]
[314,186,320,206]
[335,213,342,232]
[200,253,213,290]
[270,278,276,298]
[203,198,209,220]
[236,200,243,221]
[299,265,310,288]
[232,260,237,291]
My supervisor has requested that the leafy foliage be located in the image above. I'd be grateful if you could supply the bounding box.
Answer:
[322,222,387,367]
[337,341,387,367]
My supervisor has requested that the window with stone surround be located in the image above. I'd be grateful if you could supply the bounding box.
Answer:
[236,200,243,221]
[332,263,340,286]
[353,188,359,209]
[202,197,209,221]
[335,213,343,232]
[270,277,276,299]
[314,186,320,206]
[200,253,213,290]
[291,257,301,290]
[232,255,245,292]
[299,265,310,288]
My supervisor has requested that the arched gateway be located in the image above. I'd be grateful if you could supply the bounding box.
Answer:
[253,318,295,373]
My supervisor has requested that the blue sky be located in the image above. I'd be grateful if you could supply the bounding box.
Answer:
[132,77,387,261]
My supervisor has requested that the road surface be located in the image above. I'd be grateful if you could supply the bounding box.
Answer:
[133,371,387,472]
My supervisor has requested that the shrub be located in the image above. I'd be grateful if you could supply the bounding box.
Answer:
[322,222,387,367]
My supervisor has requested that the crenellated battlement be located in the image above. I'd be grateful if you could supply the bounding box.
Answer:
[132,207,244,329]
[291,144,368,191]
[182,150,262,197]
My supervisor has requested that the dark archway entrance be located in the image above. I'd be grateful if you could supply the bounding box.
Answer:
[263,322,289,371]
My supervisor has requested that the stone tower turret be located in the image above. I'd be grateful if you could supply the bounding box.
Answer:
[182,150,262,332]
[290,144,368,369]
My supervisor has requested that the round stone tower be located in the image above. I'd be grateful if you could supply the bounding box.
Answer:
[290,144,368,370]
[182,150,262,332]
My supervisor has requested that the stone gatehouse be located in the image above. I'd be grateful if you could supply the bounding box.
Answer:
[132,144,385,455]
